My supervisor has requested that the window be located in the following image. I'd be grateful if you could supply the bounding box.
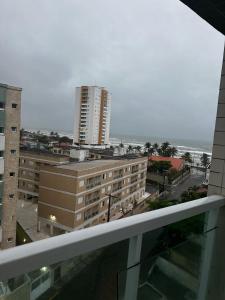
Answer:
[0,151,4,157]
[0,127,4,134]
[79,180,84,187]
[0,102,5,109]
[10,172,15,177]
[7,237,13,243]
[102,173,106,180]
[10,149,16,155]
[9,194,14,199]
[0,175,3,181]
[77,197,83,205]
[12,103,17,108]
[11,127,17,132]
[76,213,82,221]
[102,187,105,193]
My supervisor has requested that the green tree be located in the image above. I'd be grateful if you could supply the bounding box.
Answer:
[127,145,133,153]
[136,145,142,153]
[170,147,178,157]
[153,143,159,152]
[148,147,155,156]
[182,152,192,163]
[119,143,124,148]
[149,199,179,211]
[145,142,151,151]
[148,161,172,174]
[200,153,210,179]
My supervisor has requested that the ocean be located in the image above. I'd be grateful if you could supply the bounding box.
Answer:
[27,128,212,164]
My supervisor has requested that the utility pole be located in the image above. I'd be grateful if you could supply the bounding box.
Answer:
[106,194,119,222]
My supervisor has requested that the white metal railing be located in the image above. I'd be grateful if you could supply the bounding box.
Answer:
[0,195,224,282]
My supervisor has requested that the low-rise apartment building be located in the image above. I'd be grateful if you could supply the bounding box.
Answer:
[18,150,70,202]
[38,156,147,234]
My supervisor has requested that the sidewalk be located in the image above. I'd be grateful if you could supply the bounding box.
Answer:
[17,199,50,241]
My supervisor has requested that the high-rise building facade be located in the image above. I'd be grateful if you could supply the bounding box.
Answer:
[0,83,21,249]
[73,86,111,145]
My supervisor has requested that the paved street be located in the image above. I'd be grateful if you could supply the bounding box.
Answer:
[170,169,205,200]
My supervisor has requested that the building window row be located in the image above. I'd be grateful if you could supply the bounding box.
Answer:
[85,190,100,205]
[84,206,99,221]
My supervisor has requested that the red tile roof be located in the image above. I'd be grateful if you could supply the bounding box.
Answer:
[149,156,185,171]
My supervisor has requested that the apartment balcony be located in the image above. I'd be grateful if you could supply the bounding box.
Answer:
[112,184,123,192]
[113,173,123,180]
[85,196,100,205]
[86,181,101,189]
[0,195,225,300]
[131,176,138,184]
[132,167,139,174]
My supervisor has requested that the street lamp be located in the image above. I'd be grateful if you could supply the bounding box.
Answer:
[105,193,119,222]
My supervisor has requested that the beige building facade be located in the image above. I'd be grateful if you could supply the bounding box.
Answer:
[0,83,21,249]
[38,157,147,234]
[18,150,70,203]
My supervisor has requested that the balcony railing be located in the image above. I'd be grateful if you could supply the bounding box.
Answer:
[86,181,101,189]
[0,195,225,300]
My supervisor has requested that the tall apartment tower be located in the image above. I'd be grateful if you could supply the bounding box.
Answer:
[73,86,111,145]
[0,83,21,249]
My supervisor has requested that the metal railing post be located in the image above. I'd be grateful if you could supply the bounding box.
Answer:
[198,206,225,300]
[124,234,142,300]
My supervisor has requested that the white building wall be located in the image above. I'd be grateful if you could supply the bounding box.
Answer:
[73,87,81,144]
[104,93,111,144]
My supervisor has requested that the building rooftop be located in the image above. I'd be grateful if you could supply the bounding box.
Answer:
[0,82,22,91]
[149,156,185,171]
[20,149,69,160]
[56,157,145,172]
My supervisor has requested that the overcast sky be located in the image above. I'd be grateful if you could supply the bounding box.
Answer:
[0,0,224,142]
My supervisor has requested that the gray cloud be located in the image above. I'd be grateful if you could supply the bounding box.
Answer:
[0,0,224,141]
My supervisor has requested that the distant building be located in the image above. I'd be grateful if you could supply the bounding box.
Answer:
[18,150,70,203]
[0,83,21,249]
[147,156,187,187]
[73,86,111,145]
[38,157,147,235]
[149,156,185,171]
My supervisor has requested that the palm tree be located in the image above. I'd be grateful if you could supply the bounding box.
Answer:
[200,153,210,179]
[148,147,155,156]
[182,152,192,163]
[127,145,133,153]
[159,142,170,157]
[145,142,151,152]
[119,143,124,148]
[136,145,142,153]
[153,143,159,153]
[170,147,178,157]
